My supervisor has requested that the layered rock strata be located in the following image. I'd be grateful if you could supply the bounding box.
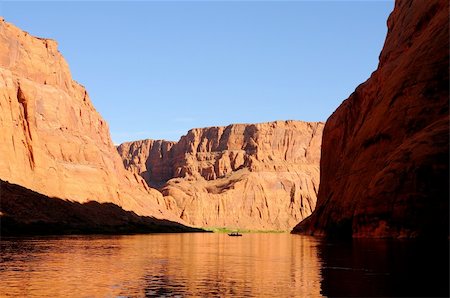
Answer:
[118,121,324,230]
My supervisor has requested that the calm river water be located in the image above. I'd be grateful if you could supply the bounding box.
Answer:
[0,233,448,297]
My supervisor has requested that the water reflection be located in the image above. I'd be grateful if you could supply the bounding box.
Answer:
[0,234,323,297]
[318,239,449,297]
[1,234,447,297]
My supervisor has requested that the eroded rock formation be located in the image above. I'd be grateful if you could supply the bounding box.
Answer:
[118,121,324,230]
[293,0,449,238]
[0,18,182,223]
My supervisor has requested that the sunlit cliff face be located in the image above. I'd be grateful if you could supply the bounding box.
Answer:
[118,121,324,231]
[0,19,181,222]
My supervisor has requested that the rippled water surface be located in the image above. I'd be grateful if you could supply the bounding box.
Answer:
[0,233,448,297]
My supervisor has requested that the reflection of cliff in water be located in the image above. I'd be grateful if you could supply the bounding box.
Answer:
[317,239,449,297]
[0,234,322,297]
[2,234,447,297]
[139,233,322,297]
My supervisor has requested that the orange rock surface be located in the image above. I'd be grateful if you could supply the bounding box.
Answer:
[0,19,182,222]
[293,0,449,238]
[118,121,324,230]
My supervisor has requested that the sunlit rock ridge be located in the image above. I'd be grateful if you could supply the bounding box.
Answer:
[0,18,184,223]
[118,120,324,231]
[293,0,449,238]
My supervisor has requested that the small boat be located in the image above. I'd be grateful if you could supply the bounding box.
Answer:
[228,232,242,237]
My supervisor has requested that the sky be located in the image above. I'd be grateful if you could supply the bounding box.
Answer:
[1,0,394,144]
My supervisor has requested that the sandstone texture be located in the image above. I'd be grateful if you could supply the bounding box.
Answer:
[293,0,449,238]
[0,19,182,223]
[118,121,324,230]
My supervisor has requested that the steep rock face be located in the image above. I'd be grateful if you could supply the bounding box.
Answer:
[119,139,176,188]
[293,0,449,238]
[0,19,181,222]
[118,121,324,230]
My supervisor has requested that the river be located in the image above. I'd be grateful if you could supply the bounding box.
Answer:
[0,233,447,297]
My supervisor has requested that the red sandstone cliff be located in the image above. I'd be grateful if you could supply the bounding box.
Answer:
[0,18,182,223]
[118,121,324,230]
[293,0,449,238]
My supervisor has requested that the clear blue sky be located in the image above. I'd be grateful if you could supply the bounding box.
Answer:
[1,1,394,144]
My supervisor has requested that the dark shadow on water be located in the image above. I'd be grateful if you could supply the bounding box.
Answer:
[0,180,205,236]
[142,272,188,297]
[317,239,449,297]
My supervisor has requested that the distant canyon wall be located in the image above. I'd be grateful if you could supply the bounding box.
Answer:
[293,0,449,238]
[118,121,324,230]
[0,18,182,222]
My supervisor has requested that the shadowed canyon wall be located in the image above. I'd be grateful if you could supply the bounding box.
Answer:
[118,121,324,230]
[0,180,203,235]
[0,18,183,223]
[293,0,449,238]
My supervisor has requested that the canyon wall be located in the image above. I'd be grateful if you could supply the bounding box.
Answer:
[118,121,324,230]
[0,180,203,235]
[293,0,449,238]
[0,18,182,222]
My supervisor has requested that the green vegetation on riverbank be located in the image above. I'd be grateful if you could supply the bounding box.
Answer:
[204,227,286,233]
